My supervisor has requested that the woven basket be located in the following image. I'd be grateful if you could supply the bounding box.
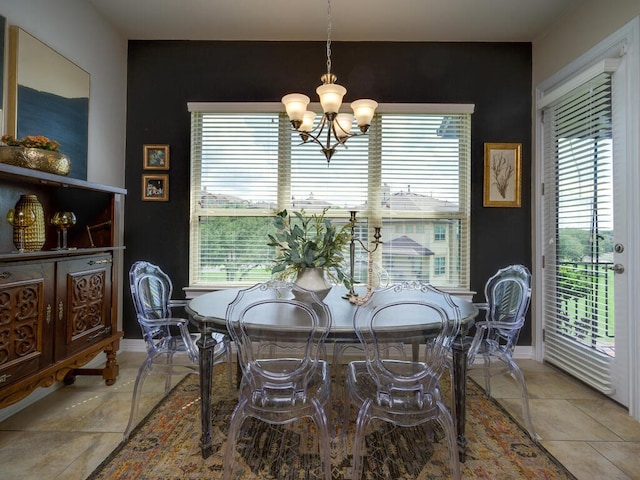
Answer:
[13,194,46,251]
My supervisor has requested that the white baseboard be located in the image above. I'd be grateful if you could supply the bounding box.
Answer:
[121,338,147,352]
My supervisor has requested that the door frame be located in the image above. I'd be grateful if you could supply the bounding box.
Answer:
[533,18,640,419]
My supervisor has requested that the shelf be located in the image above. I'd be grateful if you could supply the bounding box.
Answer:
[0,246,125,262]
[0,163,127,195]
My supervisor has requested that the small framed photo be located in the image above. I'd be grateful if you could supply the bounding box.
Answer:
[142,174,169,201]
[483,142,522,208]
[143,144,170,170]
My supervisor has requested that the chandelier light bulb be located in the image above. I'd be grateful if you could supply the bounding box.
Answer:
[300,111,317,132]
[335,113,354,139]
[316,82,347,115]
[281,93,310,127]
[351,99,378,130]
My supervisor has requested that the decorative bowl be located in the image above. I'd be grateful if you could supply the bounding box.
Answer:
[0,146,71,176]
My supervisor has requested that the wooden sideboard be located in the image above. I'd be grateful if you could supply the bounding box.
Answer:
[0,163,125,408]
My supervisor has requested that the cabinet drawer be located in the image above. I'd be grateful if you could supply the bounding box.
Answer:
[0,262,55,387]
[54,254,113,360]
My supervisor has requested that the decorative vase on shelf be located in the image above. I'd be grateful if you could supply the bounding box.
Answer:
[294,267,332,300]
[12,194,46,252]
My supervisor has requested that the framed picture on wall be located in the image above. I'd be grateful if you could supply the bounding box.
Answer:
[143,144,170,170]
[142,174,169,201]
[483,142,522,207]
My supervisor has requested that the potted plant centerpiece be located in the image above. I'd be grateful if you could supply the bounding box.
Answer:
[267,208,353,296]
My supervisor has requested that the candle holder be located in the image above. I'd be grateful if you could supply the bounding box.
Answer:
[51,211,77,250]
[343,210,383,304]
[6,208,36,253]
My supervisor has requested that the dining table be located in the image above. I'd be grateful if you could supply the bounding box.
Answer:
[186,284,478,462]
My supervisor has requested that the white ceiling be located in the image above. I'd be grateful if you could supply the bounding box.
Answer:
[87,0,584,42]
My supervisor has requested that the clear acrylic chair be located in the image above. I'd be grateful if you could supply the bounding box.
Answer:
[123,261,232,440]
[344,282,462,480]
[332,263,398,372]
[223,281,333,480]
[466,264,539,441]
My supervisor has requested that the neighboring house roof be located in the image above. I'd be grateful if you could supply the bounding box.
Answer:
[292,193,333,209]
[383,235,434,256]
[200,191,246,206]
[383,190,459,212]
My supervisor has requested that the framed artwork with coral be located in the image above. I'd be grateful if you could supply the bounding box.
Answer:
[483,142,521,207]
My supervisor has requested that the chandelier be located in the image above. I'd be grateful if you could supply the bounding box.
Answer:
[281,0,378,164]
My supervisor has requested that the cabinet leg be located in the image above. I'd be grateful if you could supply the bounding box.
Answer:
[63,370,77,385]
[61,344,121,386]
[103,347,119,385]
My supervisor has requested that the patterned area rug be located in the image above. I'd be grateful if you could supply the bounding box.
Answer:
[88,367,575,480]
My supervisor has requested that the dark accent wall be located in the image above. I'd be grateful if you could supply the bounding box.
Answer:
[124,41,532,341]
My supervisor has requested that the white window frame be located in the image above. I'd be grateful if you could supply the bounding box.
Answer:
[188,102,474,292]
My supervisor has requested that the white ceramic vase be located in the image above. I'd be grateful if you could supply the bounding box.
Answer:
[294,267,332,300]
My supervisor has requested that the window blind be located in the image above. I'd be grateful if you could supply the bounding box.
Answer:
[189,104,472,289]
[542,69,615,394]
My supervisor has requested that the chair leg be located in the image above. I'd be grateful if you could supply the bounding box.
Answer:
[342,372,353,437]
[312,398,333,480]
[224,339,233,388]
[123,360,152,440]
[223,397,248,480]
[351,400,373,480]
[437,401,462,480]
[164,352,175,394]
[509,361,540,442]
[479,355,491,399]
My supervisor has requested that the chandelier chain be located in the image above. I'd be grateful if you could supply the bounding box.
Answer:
[326,0,332,76]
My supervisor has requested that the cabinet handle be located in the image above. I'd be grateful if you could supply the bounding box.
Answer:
[46,304,52,324]
[87,326,112,341]
[0,374,12,384]
[88,258,112,266]
[58,301,64,321]
[0,272,10,279]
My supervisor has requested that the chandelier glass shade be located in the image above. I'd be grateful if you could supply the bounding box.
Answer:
[281,0,378,164]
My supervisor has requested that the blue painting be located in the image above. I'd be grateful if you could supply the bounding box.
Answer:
[17,85,89,180]
[9,27,90,180]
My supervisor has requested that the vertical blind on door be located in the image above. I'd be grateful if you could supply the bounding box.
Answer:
[541,63,617,395]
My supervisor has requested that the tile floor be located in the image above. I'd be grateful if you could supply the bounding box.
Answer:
[0,352,639,479]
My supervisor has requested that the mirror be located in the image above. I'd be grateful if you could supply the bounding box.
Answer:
[7,26,89,180]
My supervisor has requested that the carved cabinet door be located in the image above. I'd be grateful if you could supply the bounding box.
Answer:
[54,254,113,360]
[0,261,55,388]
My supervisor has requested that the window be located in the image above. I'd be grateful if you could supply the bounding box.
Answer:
[434,224,446,241]
[189,103,472,289]
[434,257,446,276]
